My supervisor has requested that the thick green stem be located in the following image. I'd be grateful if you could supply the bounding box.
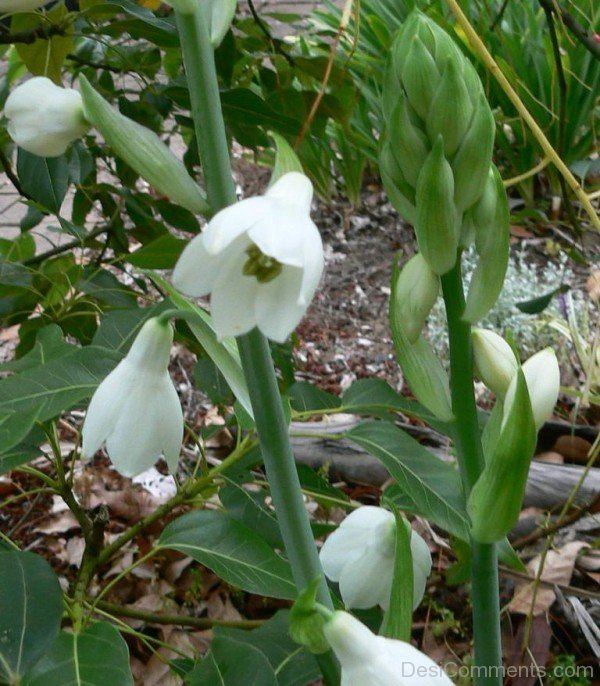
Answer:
[441,260,502,686]
[174,8,339,682]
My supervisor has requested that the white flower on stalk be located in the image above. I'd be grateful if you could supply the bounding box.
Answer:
[472,328,518,398]
[82,318,184,478]
[323,611,453,686]
[504,347,560,431]
[172,172,324,343]
[0,0,46,13]
[319,507,432,610]
[4,77,89,157]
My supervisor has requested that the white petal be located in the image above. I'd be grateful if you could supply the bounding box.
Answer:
[248,208,318,269]
[157,376,184,472]
[81,363,130,458]
[210,248,259,339]
[320,507,392,581]
[323,612,383,669]
[298,224,324,306]
[172,233,225,297]
[410,531,432,609]
[264,172,314,215]
[126,318,174,374]
[254,266,306,343]
[339,551,394,609]
[202,197,271,255]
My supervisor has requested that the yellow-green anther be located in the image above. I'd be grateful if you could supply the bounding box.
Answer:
[401,37,440,121]
[393,254,440,344]
[468,370,536,543]
[389,93,429,187]
[427,59,473,156]
[415,136,460,275]
[464,166,510,323]
[243,244,283,284]
[451,93,495,212]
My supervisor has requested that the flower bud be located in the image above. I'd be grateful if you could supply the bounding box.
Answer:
[0,0,46,12]
[472,329,518,397]
[4,77,89,158]
[504,348,560,431]
[379,144,416,225]
[463,166,510,323]
[388,92,429,187]
[394,254,439,344]
[451,93,496,212]
[400,36,440,121]
[468,370,537,543]
[78,75,209,215]
[426,58,473,157]
[415,137,460,275]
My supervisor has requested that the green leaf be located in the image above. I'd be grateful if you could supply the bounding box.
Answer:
[516,284,570,315]
[146,272,252,418]
[288,381,340,413]
[381,511,412,641]
[268,131,304,185]
[0,551,63,683]
[186,636,278,686]
[91,302,171,352]
[0,325,72,373]
[22,622,133,686]
[127,233,188,269]
[158,510,296,599]
[221,89,299,136]
[17,151,70,214]
[0,406,42,457]
[214,611,320,686]
[220,480,282,548]
[347,421,469,540]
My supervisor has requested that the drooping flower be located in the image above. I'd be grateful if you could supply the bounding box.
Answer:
[504,347,560,431]
[472,328,518,398]
[319,507,432,610]
[323,611,454,685]
[172,172,324,343]
[4,77,89,157]
[0,0,46,13]
[82,318,184,478]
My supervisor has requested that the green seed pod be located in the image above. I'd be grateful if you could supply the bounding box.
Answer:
[390,260,453,421]
[401,37,440,121]
[79,76,209,216]
[463,166,510,323]
[427,59,473,156]
[451,92,496,212]
[468,370,536,543]
[389,92,429,187]
[415,137,460,275]
[394,254,440,344]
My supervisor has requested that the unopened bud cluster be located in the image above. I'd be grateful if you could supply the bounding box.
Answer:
[380,11,509,320]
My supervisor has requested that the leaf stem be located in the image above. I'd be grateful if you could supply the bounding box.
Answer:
[441,260,502,686]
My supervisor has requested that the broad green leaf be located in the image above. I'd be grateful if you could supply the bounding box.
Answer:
[220,480,282,548]
[347,421,469,540]
[22,622,133,686]
[127,233,187,269]
[516,284,570,315]
[16,151,69,214]
[0,325,73,373]
[215,611,320,686]
[288,381,340,413]
[147,272,252,417]
[0,406,41,457]
[0,551,63,683]
[91,302,171,352]
[186,636,278,686]
[158,510,296,599]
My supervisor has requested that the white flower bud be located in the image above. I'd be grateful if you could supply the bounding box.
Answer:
[319,507,432,611]
[5,77,89,158]
[472,329,518,398]
[0,0,46,13]
[394,254,439,344]
[504,348,560,431]
[323,611,453,685]
[82,318,184,478]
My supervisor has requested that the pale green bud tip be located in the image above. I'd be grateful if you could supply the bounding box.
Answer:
[395,254,439,343]
[472,329,518,397]
[126,318,174,373]
[504,348,560,431]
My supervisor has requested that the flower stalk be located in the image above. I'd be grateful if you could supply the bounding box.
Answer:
[173,5,339,681]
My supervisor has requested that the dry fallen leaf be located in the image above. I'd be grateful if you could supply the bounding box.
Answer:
[509,541,589,615]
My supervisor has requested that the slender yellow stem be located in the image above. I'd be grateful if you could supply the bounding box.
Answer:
[444,0,600,232]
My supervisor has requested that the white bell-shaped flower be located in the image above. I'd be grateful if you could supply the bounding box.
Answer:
[172,172,324,343]
[472,328,518,398]
[323,611,453,685]
[319,507,432,610]
[82,318,184,478]
[0,0,46,12]
[504,347,560,431]
[4,77,89,157]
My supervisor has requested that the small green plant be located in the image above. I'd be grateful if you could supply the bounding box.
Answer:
[547,654,592,686]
